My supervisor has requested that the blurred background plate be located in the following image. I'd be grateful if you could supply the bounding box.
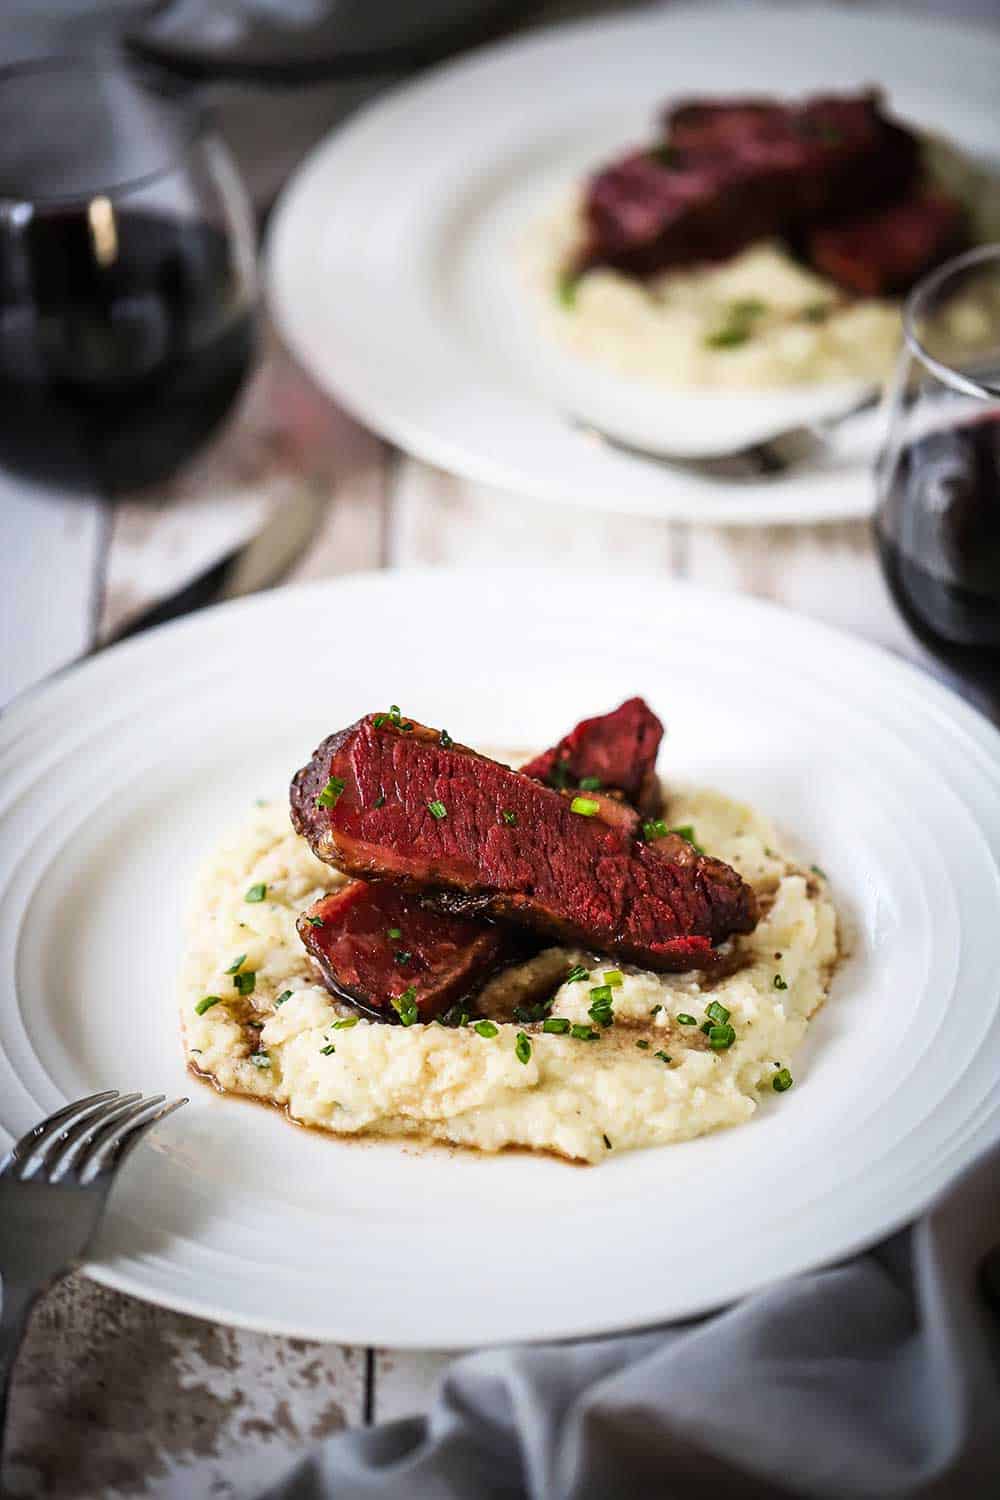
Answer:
[2,568,1000,1346]
[268,1,1000,524]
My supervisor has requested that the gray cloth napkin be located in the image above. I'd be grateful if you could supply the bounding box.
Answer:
[260,1141,1000,1500]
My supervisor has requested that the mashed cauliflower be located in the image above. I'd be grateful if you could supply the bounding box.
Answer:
[181,779,839,1164]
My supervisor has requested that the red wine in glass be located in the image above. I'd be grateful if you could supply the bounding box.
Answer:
[875,247,1000,718]
[877,411,1000,690]
[0,57,257,495]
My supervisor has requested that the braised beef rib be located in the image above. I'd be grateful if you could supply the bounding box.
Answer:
[290,715,756,971]
[576,90,962,295]
[295,698,664,1018]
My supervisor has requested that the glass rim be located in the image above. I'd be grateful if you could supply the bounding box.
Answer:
[902,242,1000,401]
[0,53,201,210]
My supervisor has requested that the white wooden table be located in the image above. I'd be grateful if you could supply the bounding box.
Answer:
[0,325,942,1498]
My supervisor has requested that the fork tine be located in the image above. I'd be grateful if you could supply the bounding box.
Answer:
[37,1093,144,1180]
[81,1097,187,1182]
[60,1095,165,1180]
[2,1091,120,1169]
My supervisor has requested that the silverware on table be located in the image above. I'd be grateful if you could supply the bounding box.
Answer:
[573,388,880,480]
[103,485,326,648]
[0,1091,187,1447]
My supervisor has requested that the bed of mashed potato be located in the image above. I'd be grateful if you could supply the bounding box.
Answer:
[527,138,1000,390]
[180,779,839,1164]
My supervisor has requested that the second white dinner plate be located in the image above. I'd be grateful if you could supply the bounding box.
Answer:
[268,2,1000,524]
[1,569,999,1346]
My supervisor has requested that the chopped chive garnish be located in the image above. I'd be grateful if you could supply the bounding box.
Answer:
[320,1043,336,1056]
[565,965,589,984]
[474,1019,499,1038]
[515,1032,532,1065]
[502,809,517,826]
[225,954,247,974]
[603,1133,612,1150]
[705,1000,731,1026]
[557,269,580,309]
[543,1017,571,1034]
[245,883,267,903]
[387,927,402,939]
[391,986,419,1026]
[773,1067,794,1092]
[233,970,256,996]
[708,1024,736,1051]
[705,324,750,350]
[374,793,386,809]
[570,796,600,817]
[274,990,293,1007]
[195,994,223,1015]
[810,864,827,879]
[438,1001,470,1028]
[654,1050,671,1063]
[603,970,624,987]
[316,776,345,809]
[773,975,789,991]
[588,986,614,1027]
[676,1013,697,1026]
[427,800,447,820]
[650,1004,663,1016]
[700,1021,712,1035]
[439,729,453,749]
[334,1016,359,1030]
[730,297,766,319]
[669,825,704,853]
[305,915,325,928]
[643,819,668,841]
[513,995,554,1024]
[376,705,412,732]
[395,951,412,964]
[249,1050,270,1068]
[636,1039,650,1050]
[571,1023,600,1041]
[549,759,571,789]
[650,142,678,168]
[578,776,602,791]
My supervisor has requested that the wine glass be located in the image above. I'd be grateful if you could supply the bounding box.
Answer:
[875,244,1000,719]
[0,54,258,495]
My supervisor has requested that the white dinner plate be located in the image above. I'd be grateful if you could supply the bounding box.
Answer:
[3,569,1000,1347]
[267,2,1000,525]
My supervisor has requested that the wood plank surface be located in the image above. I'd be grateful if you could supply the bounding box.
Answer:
[0,476,105,705]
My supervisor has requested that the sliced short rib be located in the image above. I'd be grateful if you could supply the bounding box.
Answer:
[578,91,923,282]
[519,696,664,814]
[290,716,757,971]
[806,189,966,297]
[298,882,507,1022]
[295,699,663,1018]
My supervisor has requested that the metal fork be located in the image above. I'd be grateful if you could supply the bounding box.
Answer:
[0,1090,187,1446]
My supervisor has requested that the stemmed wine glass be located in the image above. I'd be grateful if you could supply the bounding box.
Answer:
[0,54,258,495]
[875,244,1000,720]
